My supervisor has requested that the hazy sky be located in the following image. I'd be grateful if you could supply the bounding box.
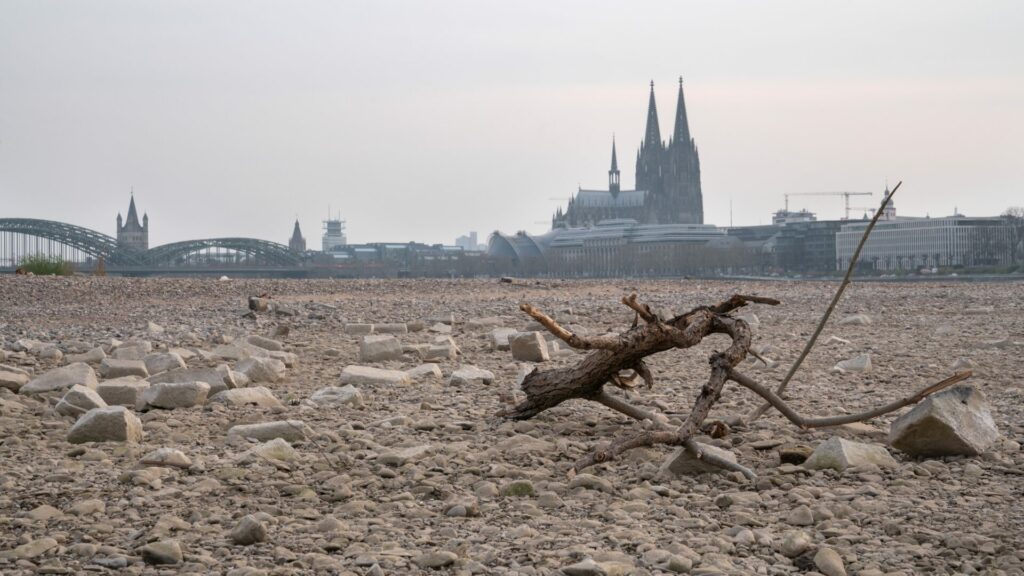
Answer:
[1,1,1022,247]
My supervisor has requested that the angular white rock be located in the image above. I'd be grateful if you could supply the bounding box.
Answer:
[55,384,108,416]
[889,385,999,457]
[67,406,143,444]
[802,436,897,471]
[21,363,98,395]
[340,365,411,386]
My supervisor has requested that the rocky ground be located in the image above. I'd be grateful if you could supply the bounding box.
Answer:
[0,277,1022,576]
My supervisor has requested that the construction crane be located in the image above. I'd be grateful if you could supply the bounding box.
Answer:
[783,191,873,220]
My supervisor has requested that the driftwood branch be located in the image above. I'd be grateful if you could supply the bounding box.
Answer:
[501,269,968,478]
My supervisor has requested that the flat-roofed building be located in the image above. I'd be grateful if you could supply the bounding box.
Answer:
[836,215,1015,271]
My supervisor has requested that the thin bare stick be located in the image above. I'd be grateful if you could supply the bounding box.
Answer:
[595,390,666,424]
[730,368,969,428]
[519,303,623,350]
[747,181,901,423]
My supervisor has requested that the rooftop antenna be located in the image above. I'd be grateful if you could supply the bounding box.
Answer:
[730,196,733,227]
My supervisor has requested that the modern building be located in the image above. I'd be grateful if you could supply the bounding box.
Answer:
[322,217,347,252]
[455,231,481,251]
[836,215,1016,271]
[288,220,306,253]
[553,78,703,228]
[116,194,148,252]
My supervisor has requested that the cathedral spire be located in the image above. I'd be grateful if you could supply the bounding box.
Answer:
[643,80,661,147]
[672,76,691,144]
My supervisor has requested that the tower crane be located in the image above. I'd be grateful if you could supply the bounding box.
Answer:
[783,191,873,220]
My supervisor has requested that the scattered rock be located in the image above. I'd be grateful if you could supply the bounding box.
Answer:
[143,352,187,375]
[309,385,364,407]
[67,406,143,443]
[833,354,871,373]
[235,357,287,384]
[449,366,494,386]
[229,514,268,545]
[148,366,236,396]
[95,376,150,406]
[490,328,518,351]
[359,335,403,362]
[661,442,737,476]
[838,314,871,326]
[413,550,458,569]
[141,540,183,565]
[99,358,150,379]
[209,386,283,408]
[0,537,58,559]
[780,530,812,558]
[889,385,999,456]
[66,346,106,364]
[21,362,98,395]
[55,384,108,416]
[510,331,550,362]
[0,364,30,392]
[803,437,897,471]
[814,547,848,576]
[140,447,192,469]
[227,420,311,442]
[138,381,210,410]
[340,365,411,386]
[344,323,374,335]
[406,364,443,381]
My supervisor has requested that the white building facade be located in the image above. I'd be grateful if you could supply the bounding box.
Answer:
[836,216,1015,271]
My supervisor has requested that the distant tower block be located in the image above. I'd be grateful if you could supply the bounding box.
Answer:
[288,220,306,253]
[116,192,148,251]
[322,216,347,252]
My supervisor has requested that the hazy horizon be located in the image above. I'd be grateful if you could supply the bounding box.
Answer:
[2,1,1022,247]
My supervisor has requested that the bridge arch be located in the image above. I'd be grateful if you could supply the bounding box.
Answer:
[146,238,301,267]
[0,218,145,266]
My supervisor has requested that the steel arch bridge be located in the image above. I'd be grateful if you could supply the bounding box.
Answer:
[146,238,301,267]
[0,218,146,266]
[0,218,300,269]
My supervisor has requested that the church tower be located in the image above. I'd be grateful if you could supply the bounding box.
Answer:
[665,77,704,224]
[635,81,666,221]
[116,192,148,251]
[608,137,620,196]
[289,220,307,253]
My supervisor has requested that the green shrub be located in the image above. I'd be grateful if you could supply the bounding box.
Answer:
[18,255,75,276]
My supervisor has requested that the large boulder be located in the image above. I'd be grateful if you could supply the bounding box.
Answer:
[96,376,150,406]
[510,332,550,362]
[21,363,98,395]
[148,366,236,396]
[235,357,286,384]
[138,381,210,410]
[802,437,897,471]
[889,385,999,457]
[55,384,108,416]
[208,386,283,408]
[67,406,143,443]
[359,335,403,362]
[340,365,411,386]
[0,364,30,392]
[100,358,149,379]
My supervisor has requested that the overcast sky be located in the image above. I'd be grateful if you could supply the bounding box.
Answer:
[1,1,1022,246]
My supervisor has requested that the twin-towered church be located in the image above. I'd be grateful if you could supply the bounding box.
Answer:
[553,79,704,228]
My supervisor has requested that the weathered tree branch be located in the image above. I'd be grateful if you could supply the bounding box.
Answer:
[728,368,970,429]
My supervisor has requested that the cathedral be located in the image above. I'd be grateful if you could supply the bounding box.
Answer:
[553,79,704,228]
[116,194,149,252]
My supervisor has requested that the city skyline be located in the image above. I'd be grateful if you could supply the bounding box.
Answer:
[1,1,1022,246]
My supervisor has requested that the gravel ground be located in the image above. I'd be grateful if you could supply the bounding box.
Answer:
[0,277,1021,575]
